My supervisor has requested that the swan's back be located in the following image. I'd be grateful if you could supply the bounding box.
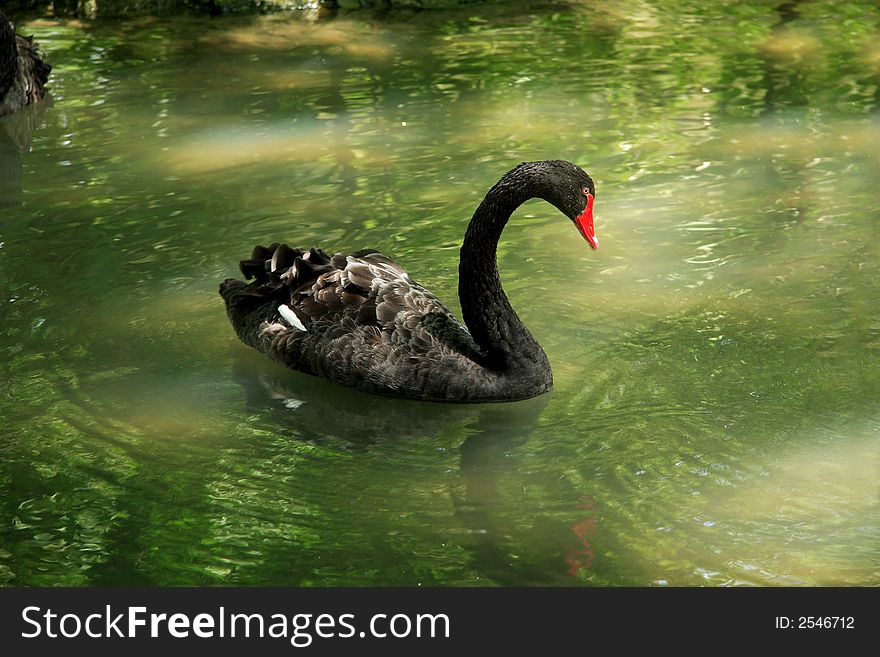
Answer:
[220,243,512,402]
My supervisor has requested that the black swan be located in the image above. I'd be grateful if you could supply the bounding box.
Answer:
[0,10,51,117]
[220,160,597,402]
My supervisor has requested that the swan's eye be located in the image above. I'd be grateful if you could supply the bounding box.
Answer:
[582,187,591,197]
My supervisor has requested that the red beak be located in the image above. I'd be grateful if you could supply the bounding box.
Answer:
[575,193,597,250]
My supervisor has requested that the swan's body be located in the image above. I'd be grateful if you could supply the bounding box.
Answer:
[220,160,597,403]
[0,10,51,117]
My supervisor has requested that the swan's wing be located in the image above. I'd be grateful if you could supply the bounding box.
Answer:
[234,244,483,362]
[419,311,484,362]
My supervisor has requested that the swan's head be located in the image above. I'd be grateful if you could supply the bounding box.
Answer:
[541,160,597,251]
[502,160,597,250]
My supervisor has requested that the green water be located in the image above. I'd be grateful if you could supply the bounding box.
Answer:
[1,0,879,586]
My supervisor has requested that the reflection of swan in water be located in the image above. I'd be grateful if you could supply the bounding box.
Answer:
[0,96,48,208]
[232,348,592,584]
[232,346,549,448]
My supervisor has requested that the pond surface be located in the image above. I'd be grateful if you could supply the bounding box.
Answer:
[1,0,879,586]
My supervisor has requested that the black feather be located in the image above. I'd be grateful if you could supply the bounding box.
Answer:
[240,258,265,280]
[0,9,51,116]
[271,243,298,274]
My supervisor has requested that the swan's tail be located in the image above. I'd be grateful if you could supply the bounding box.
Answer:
[219,277,276,346]
[219,243,340,343]
[238,243,338,288]
[222,244,339,303]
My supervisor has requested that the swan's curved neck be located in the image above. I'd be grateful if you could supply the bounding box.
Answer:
[458,178,551,381]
